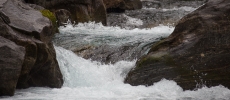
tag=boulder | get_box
[0,0,63,96]
[24,0,107,25]
[55,9,72,26]
[104,0,142,13]
[125,0,230,90]
[0,36,25,96]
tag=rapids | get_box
[2,22,230,100]
[1,1,230,99]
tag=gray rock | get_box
[0,0,63,96]
[0,36,25,96]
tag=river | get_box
[2,4,230,100]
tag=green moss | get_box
[136,53,176,69]
[40,10,59,33]
[136,56,160,68]
[148,39,167,53]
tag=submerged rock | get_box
[0,0,63,96]
[125,0,230,90]
[73,44,152,64]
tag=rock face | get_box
[0,0,63,96]
[24,0,107,25]
[125,0,230,90]
[0,36,25,96]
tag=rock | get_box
[103,0,123,9]
[0,36,25,96]
[24,0,107,25]
[125,0,230,90]
[54,9,72,26]
[104,0,142,13]
[123,0,142,10]
[73,44,150,64]
[0,0,63,96]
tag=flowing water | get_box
[53,22,174,63]
[2,4,230,100]
[2,22,230,100]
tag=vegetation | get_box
[40,9,59,33]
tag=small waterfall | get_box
[55,46,135,87]
[4,45,230,100]
[0,23,230,100]
[53,22,174,63]
[2,1,230,99]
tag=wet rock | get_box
[125,0,230,90]
[0,36,25,96]
[104,0,142,11]
[55,9,72,26]
[24,0,107,25]
[73,44,151,64]
[53,30,162,64]
[0,0,63,96]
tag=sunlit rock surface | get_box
[125,0,230,90]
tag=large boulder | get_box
[0,36,25,96]
[125,0,230,90]
[24,0,107,25]
[0,0,63,96]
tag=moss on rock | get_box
[136,52,175,69]
[40,10,59,33]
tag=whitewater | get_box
[2,5,230,99]
[1,21,229,100]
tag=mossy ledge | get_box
[136,53,175,69]
[40,9,59,33]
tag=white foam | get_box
[142,6,196,12]
[58,22,174,46]
[4,47,230,100]
[2,22,230,100]
[123,14,143,26]
[165,6,196,12]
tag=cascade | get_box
[2,1,230,99]
[3,22,230,100]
